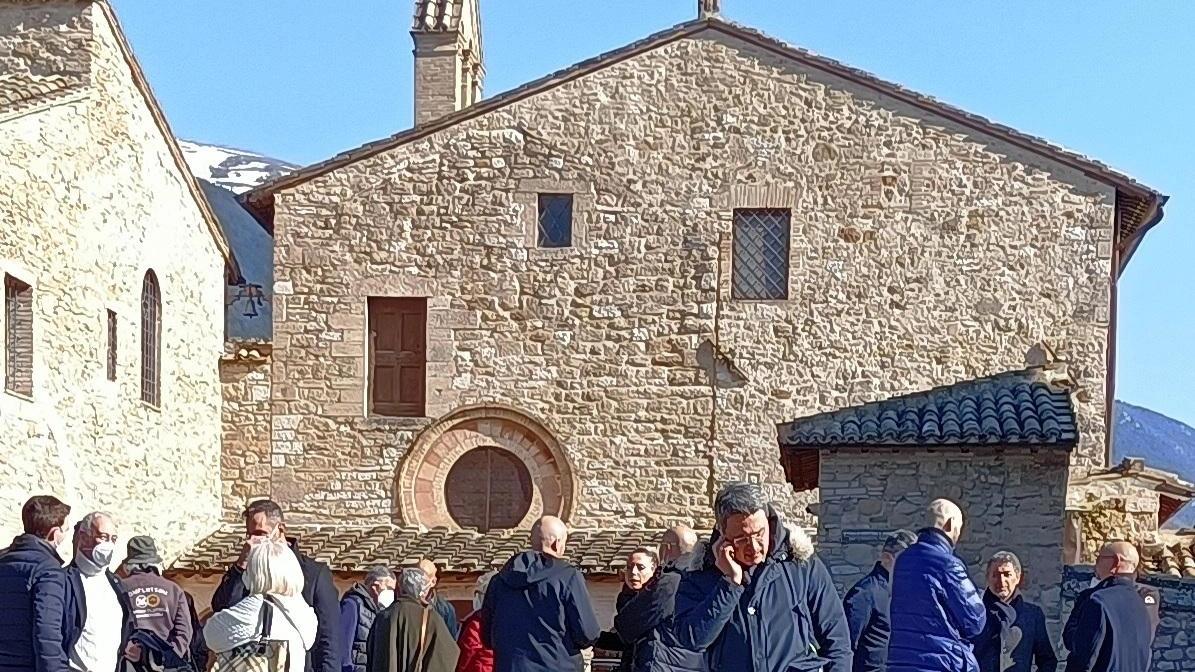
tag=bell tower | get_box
[411,0,485,125]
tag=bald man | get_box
[1062,541,1152,672]
[659,525,698,565]
[480,516,600,672]
[416,559,459,640]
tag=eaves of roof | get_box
[242,16,1166,275]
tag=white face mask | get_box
[377,589,395,608]
[90,541,116,568]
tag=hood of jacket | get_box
[497,550,577,589]
[4,533,64,565]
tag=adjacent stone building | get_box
[0,0,236,556]
[173,0,1169,617]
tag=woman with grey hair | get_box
[455,570,497,672]
[366,568,459,672]
[203,540,317,672]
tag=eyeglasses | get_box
[728,529,767,549]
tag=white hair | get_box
[400,567,432,600]
[927,498,963,531]
[244,540,305,597]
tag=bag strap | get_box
[415,608,430,672]
[257,597,274,640]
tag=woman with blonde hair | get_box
[204,539,318,672]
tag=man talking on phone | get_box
[673,482,852,672]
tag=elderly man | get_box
[366,568,458,672]
[674,482,852,672]
[481,516,600,672]
[972,551,1056,672]
[66,512,134,672]
[659,525,698,565]
[841,529,916,672]
[887,499,986,672]
[211,499,340,672]
[120,536,193,668]
[340,566,395,672]
[1062,541,1152,672]
[417,559,459,640]
[0,495,74,672]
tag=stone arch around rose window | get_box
[395,405,577,531]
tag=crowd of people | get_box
[0,485,1165,672]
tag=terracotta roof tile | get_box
[1140,535,1195,579]
[170,525,664,575]
[0,73,82,115]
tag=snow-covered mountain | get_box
[1113,401,1195,528]
[178,140,297,194]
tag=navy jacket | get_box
[64,564,136,669]
[842,563,892,672]
[597,565,705,672]
[211,539,340,672]
[886,528,986,672]
[0,535,73,672]
[673,514,852,672]
[339,587,379,672]
[1062,577,1152,672]
[480,550,600,672]
[972,590,1057,672]
[431,595,459,641]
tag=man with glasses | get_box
[1061,541,1152,672]
[673,482,852,672]
[66,512,134,672]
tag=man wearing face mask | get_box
[210,499,340,672]
[339,566,396,672]
[0,495,74,672]
[66,511,134,672]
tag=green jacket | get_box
[366,597,459,672]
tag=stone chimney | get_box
[411,0,484,126]
[699,0,721,19]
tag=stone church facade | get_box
[0,1,236,554]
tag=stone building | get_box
[0,1,237,555]
[172,0,1171,623]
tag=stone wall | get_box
[817,449,1069,622]
[1061,566,1195,671]
[219,349,273,517]
[268,29,1116,530]
[0,2,225,559]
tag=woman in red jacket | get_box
[456,570,498,672]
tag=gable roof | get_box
[777,367,1078,450]
[243,16,1166,273]
[0,1,240,283]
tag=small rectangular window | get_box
[106,310,117,381]
[537,194,573,248]
[4,274,33,397]
[368,297,427,417]
[732,208,791,300]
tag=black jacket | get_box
[972,590,1056,672]
[841,563,891,672]
[480,550,600,672]
[211,540,340,672]
[611,562,704,672]
[64,564,136,670]
[0,535,72,672]
[1062,577,1152,672]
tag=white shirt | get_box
[69,572,123,672]
[204,593,317,672]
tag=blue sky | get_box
[112,1,1194,426]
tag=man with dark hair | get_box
[972,551,1056,672]
[119,536,192,670]
[0,495,73,672]
[210,499,339,672]
[842,529,916,672]
[674,482,852,672]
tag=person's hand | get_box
[124,642,142,663]
[715,541,743,585]
[236,535,265,569]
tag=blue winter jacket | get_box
[886,528,986,672]
[842,563,892,672]
[0,535,73,672]
[673,513,853,672]
[480,550,601,672]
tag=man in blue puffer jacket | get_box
[886,498,986,672]
[0,495,75,672]
[673,482,852,672]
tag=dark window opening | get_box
[140,271,161,406]
[369,297,426,417]
[781,450,820,494]
[4,274,33,397]
[445,446,533,532]
[106,310,117,381]
[537,193,573,248]
[732,208,791,300]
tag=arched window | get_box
[445,447,533,532]
[140,270,161,406]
